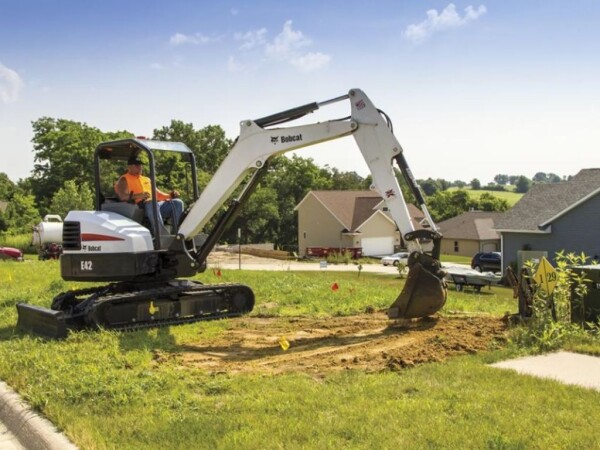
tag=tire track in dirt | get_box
[175,313,508,375]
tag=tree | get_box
[225,186,280,244]
[453,180,467,188]
[493,174,509,185]
[49,180,94,219]
[476,192,509,212]
[515,175,531,193]
[548,173,562,183]
[427,189,475,222]
[0,173,16,200]
[483,182,506,192]
[419,178,441,196]
[470,178,481,190]
[327,167,367,190]
[0,210,7,233]
[436,178,451,191]
[30,117,132,213]
[153,121,232,174]
[3,192,40,234]
[532,172,547,183]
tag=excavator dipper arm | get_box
[178,89,446,319]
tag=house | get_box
[495,169,600,270]
[436,211,503,257]
[294,191,426,257]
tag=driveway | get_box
[207,251,470,274]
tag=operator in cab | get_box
[115,156,184,233]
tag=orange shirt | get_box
[119,173,170,203]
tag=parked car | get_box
[471,252,501,272]
[381,252,409,266]
[0,247,24,261]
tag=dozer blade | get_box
[388,263,447,319]
[16,303,68,339]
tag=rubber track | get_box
[56,282,253,333]
[91,283,252,332]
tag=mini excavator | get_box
[17,89,447,338]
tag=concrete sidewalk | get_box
[0,381,78,450]
[491,351,600,391]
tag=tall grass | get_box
[0,233,35,253]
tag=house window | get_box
[454,241,459,252]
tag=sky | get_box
[1,0,599,185]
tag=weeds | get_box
[510,251,600,352]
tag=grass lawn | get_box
[447,187,523,207]
[1,260,599,449]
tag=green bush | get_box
[326,252,351,265]
[510,251,600,351]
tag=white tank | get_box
[32,215,63,245]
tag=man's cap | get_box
[127,156,143,165]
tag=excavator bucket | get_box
[16,303,69,339]
[388,263,447,319]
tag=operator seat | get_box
[100,198,145,224]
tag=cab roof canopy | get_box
[96,138,194,163]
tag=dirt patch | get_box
[176,313,508,376]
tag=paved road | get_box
[211,260,403,273]
[209,259,471,274]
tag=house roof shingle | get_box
[495,169,600,231]
[297,191,425,231]
[437,211,503,240]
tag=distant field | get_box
[447,187,523,206]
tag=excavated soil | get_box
[169,252,508,375]
[172,313,508,376]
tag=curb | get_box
[0,380,78,450]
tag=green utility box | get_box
[570,265,600,323]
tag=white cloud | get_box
[404,3,486,44]
[234,20,330,72]
[291,52,331,72]
[235,28,267,50]
[0,63,24,103]
[169,32,213,45]
[265,20,311,59]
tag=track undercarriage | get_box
[16,280,255,339]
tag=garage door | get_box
[361,237,394,256]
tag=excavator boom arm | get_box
[179,89,426,254]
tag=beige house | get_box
[436,211,502,257]
[294,191,425,257]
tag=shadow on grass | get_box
[117,325,178,353]
[0,325,18,340]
